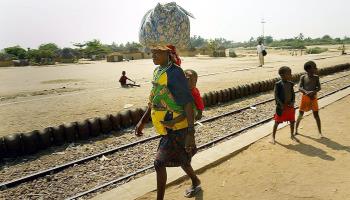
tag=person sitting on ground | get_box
[160,69,204,128]
[295,61,322,137]
[271,66,299,144]
[119,71,140,87]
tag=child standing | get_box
[271,66,299,144]
[185,69,204,120]
[295,61,322,137]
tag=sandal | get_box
[184,185,202,198]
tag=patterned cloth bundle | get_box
[139,2,194,48]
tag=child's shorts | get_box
[299,94,319,112]
[274,105,295,123]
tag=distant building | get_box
[107,52,123,62]
[123,52,148,60]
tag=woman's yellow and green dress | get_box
[150,63,195,167]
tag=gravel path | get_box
[0,70,349,200]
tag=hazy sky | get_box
[1,0,349,49]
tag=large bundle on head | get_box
[139,2,194,48]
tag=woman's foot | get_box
[184,184,202,198]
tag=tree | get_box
[61,48,76,59]
[322,35,332,40]
[4,46,27,59]
[265,36,273,45]
[207,40,219,51]
[125,42,142,53]
[27,49,55,63]
[257,36,264,43]
[39,43,59,52]
[84,39,110,58]
[38,43,60,58]
[0,51,14,61]
[190,35,206,48]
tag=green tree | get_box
[27,49,55,63]
[61,48,76,59]
[84,39,110,58]
[4,45,27,59]
[125,42,142,53]
[265,36,273,45]
[0,51,14,61]
[190,35,207,48]
[39,43,59,51]
[38,43,60,58]
[207,40,219,51]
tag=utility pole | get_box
[261,18,266,40]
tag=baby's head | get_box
[304,61,317,75]
[278,66,292,81]
[184,69,198,89]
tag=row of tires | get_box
[1,63,349,159]
[318,63,349,76]
[0,107,150,158]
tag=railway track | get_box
[1,71,349,200]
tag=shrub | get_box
[228,49,237,57]
[306,47,328,54]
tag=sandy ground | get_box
[138,95,350,200]
[0,47,349,136]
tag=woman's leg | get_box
[181,165,201,186]
[155,162,167,200]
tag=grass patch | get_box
[306,47,328,54]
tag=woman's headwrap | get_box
[166,45,181,66]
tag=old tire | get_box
[100,116,112,134]
[64,122,78,143]
[0,137,6,159]
[111,113,122,131]
[4,133,22,157]
[223,89,230,102]
[217,90,224,104]
[77,120,91,140]
[230,87,237,100]
[235,86,242,99]
[52,125,65,146]
[21,131,40,155]
[211,91,218,106]
[38,128,53,150]
[120,110,132,128]
[130,108,142,126]
[206,92,214,107]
